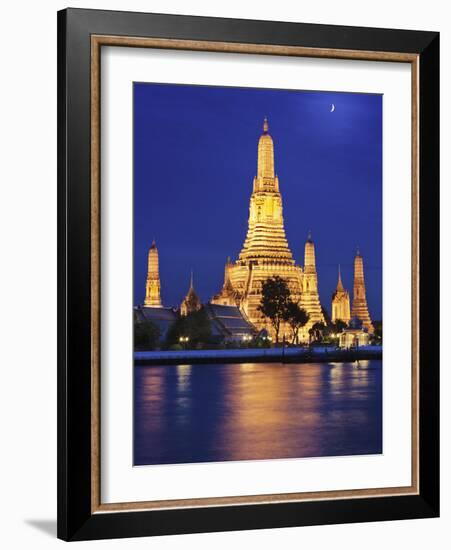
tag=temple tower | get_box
[221,118,304,340]
[144,240,162,307]
[237,117,295,265]
[299,232,325,328]
[331,265,351,324]
[180,272,202,316]
[351,250,374,333]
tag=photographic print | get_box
[133,82,383,467]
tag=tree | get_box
[257,276,292,343]
[134,315,161,351]
[309,321,326,343]
[165,307,212,349]
[283,302,309,344]
[373,320,383,343]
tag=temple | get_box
[351,250,374,333]
[144,240,162,307]
[140,119,376,345]
[331,265,351,324]
[212,118,324,341]
[180,272,202,316]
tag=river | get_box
[134,360,382,465]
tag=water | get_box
[134,360,382,466]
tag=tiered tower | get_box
[180,272,202,316]
[299,232,324,328]
[351,250,374,333]
[331,265,351,324]
[214,118,324,341]
[144,240,162,307]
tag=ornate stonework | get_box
[180,272,202,316]
[213,119,324,341]
[144,240,162,307]
[351,250,374,333]
[331,265,351,324]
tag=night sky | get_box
[134,83,382,320]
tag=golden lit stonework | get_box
[144,240,162,307]
[212,118,324,341]
[351,250,374,333]
[331,265,351,324]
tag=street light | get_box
[179,336,189,349]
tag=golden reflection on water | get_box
[134,361,382,465]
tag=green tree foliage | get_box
[309,321,326,343]
[134,315,161,351]
[283,302,310,344]
[333,319,347,334]
[373,320,383,343]
[165,307,212,349]
[257,276,292,343]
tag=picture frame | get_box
[57,7,439,541]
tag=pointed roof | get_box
[306,229,313,243]
[263,116,269,133]
[150,238,157,250]
[336,264,345,292]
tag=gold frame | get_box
[90,35,419,514]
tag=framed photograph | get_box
[57,8,439,541]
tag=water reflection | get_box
[134,361,382,466]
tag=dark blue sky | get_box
[134,83,382,320]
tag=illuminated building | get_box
[331,265,351,324]
[351,250,374,334]
[212,118,324,341]
[180,272,202,316]
[144,240,162,307]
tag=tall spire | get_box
[351,250,374,333]
[304,231,316,273]
[257,117,275,180]
[238,119,292,264]
[299,231,323,325]
[180,270,201,316]
[336,264,344,291]
[144,239,162,307]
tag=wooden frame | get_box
[58,8,439,541]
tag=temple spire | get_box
[304,231,316,272]
[180,270,201,316]
[351,250,374,333]
[336,264,344,291]
[144,239,162,307]
[331,264,350,323]
[257,117,275,179]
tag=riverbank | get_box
[134,346,382,365]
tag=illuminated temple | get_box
[140,119,375,344]
[211,118,324,341]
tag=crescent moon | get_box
[330,104,335,112]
